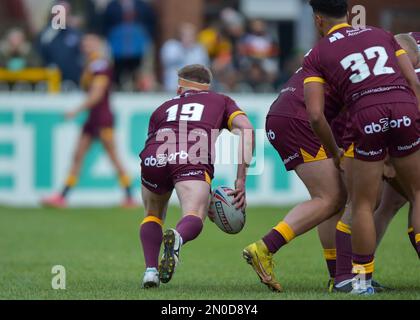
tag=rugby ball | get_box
[210,186,246,234]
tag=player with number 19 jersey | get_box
[140,90,245,194]
[303,24,420,161]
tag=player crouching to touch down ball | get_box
[139,64,255,288]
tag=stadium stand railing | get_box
[0,68,61,93]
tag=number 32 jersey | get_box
[303,23,417,113]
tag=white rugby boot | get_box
[142,267,160,289]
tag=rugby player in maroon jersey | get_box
[42,34,134,208]
[242,67,347,292]
[139,64,254,288]
[304,0,420,294]
[373,34,420,253]
[333,33,420,293]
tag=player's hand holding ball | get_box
[228,178,247,212]
[209,184,246,234]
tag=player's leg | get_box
[391,150,420,259]
[335,179,399,292]
[265,158,345,249]
[159,180,210,284]
[407,206,419,258]
[317,212,342,291]
[42,132,92,207]
[174,180,210,243]
[245,159,346,292]
[346,157,384,293]
[388,102,420,258]
[140,185,172,288]
[374,180,407,245]
[99,128,134,206]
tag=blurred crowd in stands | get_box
[0,0,305,93]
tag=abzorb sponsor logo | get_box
[364,116,412,135]
[143,151,189,167]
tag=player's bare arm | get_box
[65,76,110,119]
[228,114,255,210]
[304,82,343,169]
[397,50,420,108]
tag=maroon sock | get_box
[335,229,353,283]
[262,229,287,254]
[352,253,374,280]
[140,221,163,268]
[326,259,336,279]
[176,215,203,245]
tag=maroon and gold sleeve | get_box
[302,47,326,85]
[223,96,246,130]
[90,59,111,85]
[387,31,407,57]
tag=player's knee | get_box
[322,188,346,217]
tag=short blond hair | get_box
[178,64,213,84]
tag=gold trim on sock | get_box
[415,233,420,244]
[408,227,414,233]
[324,249,337,260]
[65,175,78,187]
[336,221,351,235]
[273,221,295,243]
[141,216,163,227]
[352,260,375,274]
[119,174,131,187]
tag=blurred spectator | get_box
[37,1,83,86]
[0,28,40,70]
[220,8,246,70]
[103,0,156,89]
[198,21,234,91]
[161,23,210,92]
[86,0,112,34]
[199,21,232,66]
[240,19,279,61]
[238,19,279,91]
[276,50,305,87]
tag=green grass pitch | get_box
[1,205,419,300]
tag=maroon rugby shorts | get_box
[266,115,331,171]
[140,144,213,194]
[342,102,420,161]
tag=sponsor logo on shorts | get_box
[143,151,189,167]
[397,137,420,151]
[141,177,158,189]
[283,152,299,165]
[355,147,383,157]
[364,116,412,135]
[179,170,204,178]
[266,130,276,140]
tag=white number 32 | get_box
[340,46,395,83]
